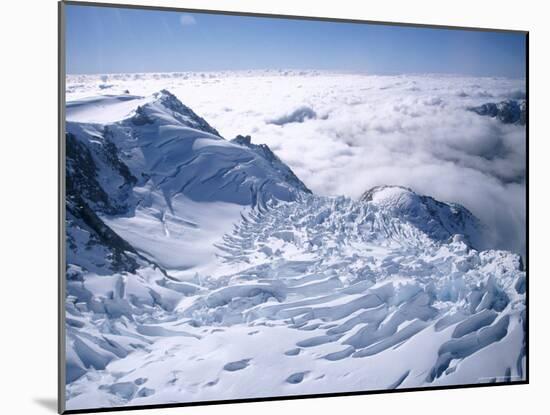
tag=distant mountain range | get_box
[468,99,526,125]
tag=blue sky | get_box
[66,4,526,77]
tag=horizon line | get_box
[65,69,527,80]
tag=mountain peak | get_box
[131,89,221,136]
[468,99,526,125]
[361,185,415,204]
[361,185,484,249]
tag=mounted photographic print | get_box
[59,1,528,413]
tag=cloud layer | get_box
[67,71,527,256]
[180,15,196,27]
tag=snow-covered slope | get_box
[66,90,310,274]
[64,90,526,411]
[67,90,309,208]
[361,186,484,249]
[67,72,527,257]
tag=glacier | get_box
[64,83,526,411]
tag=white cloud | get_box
[180,14,196,27]
[170,72,526,256]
